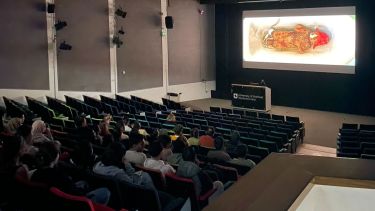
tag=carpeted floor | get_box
[182,98,375,148]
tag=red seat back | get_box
[50,187,95,211]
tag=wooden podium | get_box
[231,83,271,111]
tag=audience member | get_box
[17,124,38,155]
[177,147,224,202]
[16,124,38,169]
[103,114,112,126]
[31,120,61,151]
[130,120,149,137]
[199,127,215,149]
[166,112,176,122]
[167,136,188,165]
[98,121,114,147]
[31,142,110,205]
[123,117,132,133]
[69,140,97,170]
[144,142,176,176]
[3,114,25,135]
[227,144,256,169]
[93,142,154,189]
[207,136,231,162]
[75,115,98,143]
[147,128,159,144]
[170,124,184,141]
[31,120,53,144]
[124,132,147,165]
[226,131,242,158]
[158,134,173,161]
[113,120,129,143]
[187,128,200,146]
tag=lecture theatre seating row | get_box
[4,95,304,159]
[337,123,375,159]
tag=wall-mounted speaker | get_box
[47,3,55,13]
[165,16,173,29]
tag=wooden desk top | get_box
[204,153,375,211]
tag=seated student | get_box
[69,140,97,170]
[31,120,54,144]
[167,136,188,165]
[4,114,25,135]
[112,120,129,144]
[93,142,155,189]
[102,114,112,126]
[123,117,132,133]
[16,124,38,170]
[94,143,185,210]
[17,124,38,156]
[187,128,200,146]
[158,134,173,161]
[199,127,216,149]
[177,147,224,202]
[147,128,159,144]
[98,121,114,147]
[226,131,242,158]
[144,142,176,177]
[207,136,231,162]
[75,115,99,143]
[171,124,184,141]
[124,133,147,165]
[31,142,110,205]
[31,120,61,150]
[130,121,149,137]
[227,144,256,169]
[166,112,176,122]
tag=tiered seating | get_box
[130,95,167,111]
[65,96,103,119]
[3,94,281,210]
[116,95,156,113]
[2,97,35,120]
[26,96,77,129]
[209,107,304,153]
[3,94,304,164]
[46,96,79,120]
[100,95,136,114]
[337,123,375,159]
[162,98,185,110]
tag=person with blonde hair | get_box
[4,114,25,135]
[31,120,54,144]
[166,112,176,122]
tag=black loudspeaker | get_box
[47,3,55,13]
[165,16,173,29]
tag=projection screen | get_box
[243,7,356,74]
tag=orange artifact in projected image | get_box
[262,24,330,53]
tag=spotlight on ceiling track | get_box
[112,36,123,48]
[55,20,67,31]
[118,27,125,35]
[47,3,55,13]
[115,8,127,18]
[59,41,72,50]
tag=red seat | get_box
[134,165,166,190]
[50,187,119,211]
[165,173,216,211]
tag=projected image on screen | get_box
[243,7,356,74]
